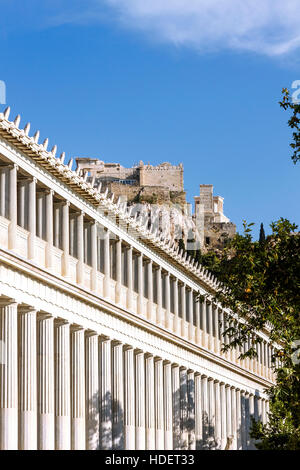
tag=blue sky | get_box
[0,0,299,239]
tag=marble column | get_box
[76,211,84,285]
[241,391,246,450]
[53,203,60,248]
[126,246,133,310]
[172,364,180,450]
[54,320,71,450]
[220,382,227,450]
[103,229,110,298]
[85,332,100,450]
[71,326,85,450]
[124,346,135,449]
[249,394,255,450]
[188,289,194,342]
[215,381,222,449]
[18,306,37,450]
[8,164,17,250]
[91,221,97,292]
[0,168,5,217]
[112,341,124,450]
[208,378,215,447]
[36,192,43,239]
[226,385,232,444]
[145,354,155,449]
[245,392,251,449]
[195,295,201,344]
[156,267,163,326]
[115,238,122,304]
[214,307,220,354]
[236,389,242,450]
[165,273,171,330]
[28,177,36,260]
[17,181,25,228]
[187,370,196,450]
[231,386,237,449]
[99,337,112,449]
[62,201,69,277]
[180,283,186,338]
[37,314,54,450]
[201,375,209,448]
[173,278,180,335]
[201,297,208,348]
[135,350,145,449]
[207,301,213,350]
[155,357,164,449]
[195,373,202,449]
[164,361,173,449]
[137,254,144,317]
[147,260,154,321]
[0,300,18,450]
[45,189,53,269]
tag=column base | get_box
[0,408,18,450]
[19,411,37,450]
[55,416,71,450]
[38,413,55,450]
[72,417,86,450]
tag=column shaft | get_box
[155,358,164,449]
[99,337,112,449]
[156,268,162,325]
[164,361,173,449]
[115,239,122,304]
[145,354,155,449]
[172,365,180,450]
[137,254,144,316]
[76,211,84,285]
[187,370,195,450]
[173,279,179,335]
[61,201,69,277]
[126,247,133,310]
[188,289,194,341]
[165,273,171,330]
[85,333,100,450]
[54,321,71,450]
[147,261,154,321]
[45,190,53,269]
[18,307,37,450]
[8,164,17,250]
[71,327,85,450]
[195,374,202,449]
[112,342,124,450]
[37,315,55,450]
[135,350,145,449]
[215,381,222,449]
[103,229,110,298]
[28,177,36,260]
[124,346,135,449]
[0,301,18,449]
[91,221,97,292]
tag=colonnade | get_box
[0,164,273,380]
[0,297,268,450]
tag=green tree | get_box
[280,88,300,164]
[213,219,300,449]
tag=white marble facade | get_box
[0,108,272,450]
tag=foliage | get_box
[279,88,300,164]
[213,218,300,449]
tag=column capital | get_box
[134,348,144,356]
[54,318,69,327]
[18,304,37,314]
[163,359,171,366]
[37,311,53,320]
[70,324,85,333]
[0,297,17,307]
[123,344,134,352]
